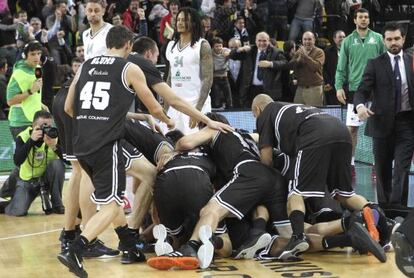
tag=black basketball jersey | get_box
[124,119,173,165]
[257,102,349,155]
[162,146,216,178]
[73,56,135,156]
[210,131,260,180]
[52,78,72,155]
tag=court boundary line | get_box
[0,228,61,241]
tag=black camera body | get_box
[41,123,58,138]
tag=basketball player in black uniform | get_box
[252,94,385,260]
[148,113,288,270]
[57,26,174,278]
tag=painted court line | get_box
[0,228,61,241]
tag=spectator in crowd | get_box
[281,40,297,102]
[241,0,259,44]
[15,10,31,49]
[267,0,288,41]
[74,44,84,62]
[159,0,180,44]
[4,110,65,216]
[229,31,287,108]
[355,22,414,207]
[323,30,345,105]
[28,17,48,45]
[0,11,18,67]
[227,37,242,107]
[0,57,7,119]
[289,31,325,106]
[111,13,123,27]
[201,15,215,44]
[148,0,169,43]
[6,40,44,139]
[288,0,322,43]
[122,0,148,36]
[335,8,385,175]
[201,0,216,18]
[232,15,250,46]
[211,37,232,109]
[213,0,237,43]
[253,0,268,34]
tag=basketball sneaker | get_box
[348,221,386,263]
[153,224,173,256]
[57,246,88,278]
[234,231,272,259]
[197,225,214,269]
[83,239,120,259]
[147,242,199,270]
[119,246,146,264]
[392,231,414,277]
[362,206,380,241]
[278,233,309,261]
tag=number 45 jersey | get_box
[73,56,135,156]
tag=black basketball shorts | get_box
[121,139,143,171]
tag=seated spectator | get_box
[211,37,232,109]
[0,57,7,119]
[4,110,65,216]
[111,13,123,27]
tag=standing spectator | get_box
[159,0,180,44]
[229,31,287,107]
[15,10,30,49]
[281,40,297,102]
[241,0,259,44]
[355,22,414,207]
[290,31,324,106]
[232,16,249,46]
[227,38,242,107]
[0,57,7,119]
[211,37,232,109]
[28,17,48,45]
[148,0,169,43]
[267,0,288,41]
[4,110,65,216]
[335,8,385,175]
[323,30,345,105]
[213,0,237,43]
[0,11,17,67]
[201,0,215,18]
[288,0,322,43]
[111,13,123,26]
[122,0,148,36]
[201,15,215,44]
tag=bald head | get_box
[252,94,273,118]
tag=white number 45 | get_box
[80,81,110,110]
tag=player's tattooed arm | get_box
[196,40,213,111]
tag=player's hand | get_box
[336,89,346,105]
[144,114,162,133]
[207,119,234,133]
[156,152,176,171]
[189,117,199,129]
[44,134,58,148]
[31,78,43,92]
[356,105,374,121]
[323,84,332,91]
[137,8,145,19]
[31,126,44,141]
[166,118,175,130]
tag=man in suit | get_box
[323,30,345,105]
[355,22,414,207]
[228,31,287,108]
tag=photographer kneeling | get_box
[5,110,65,216]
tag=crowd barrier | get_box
[1,106,412,172]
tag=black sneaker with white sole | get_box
[83,239,120,259]
[234,231,272,259]
[57,247,88,278]
[120,247,146,264]
[278,233,309,261]
[348,221,386,263]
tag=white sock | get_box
[351,156,355,166]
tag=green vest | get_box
[18,127,58,181]
[8,68,42,124]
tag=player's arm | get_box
[249,132,259,143]
[152,82,233,133]
[64,66,82,117]
[175,127,217,151]
[196,40,213,111]
[260,145,273,167]
[127,64,174,128]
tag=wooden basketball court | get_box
[0,197,406,278]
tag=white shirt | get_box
[83,22,113,60]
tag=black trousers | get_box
[373,111,414,206]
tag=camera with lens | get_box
[41,123,58,138]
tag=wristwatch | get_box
[27,89,33,95]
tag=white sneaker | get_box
[153,224,173,256]
[197,225,214,269]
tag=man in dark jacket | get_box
[228,31,287,108]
